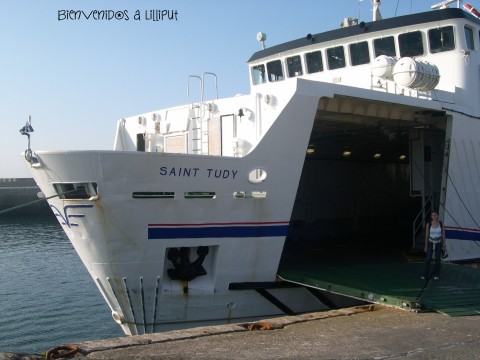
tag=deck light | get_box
[373,153,382,159]
[399,154,407,160]
[342,149,352,157]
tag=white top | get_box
[430,224,442,239]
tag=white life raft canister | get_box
[371,55,397,80]
[392,57,440,91]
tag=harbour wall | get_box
[0,178,51,216]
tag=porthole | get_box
[248,168,267,184]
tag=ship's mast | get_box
[372,0,382,21]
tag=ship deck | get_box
[278,247,480,316]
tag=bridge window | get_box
[286,55,303,77]
[429,26,455,53]
[305,51,323,73]
[326,46,345,70]
[251,64,266,85]
[349,41,370,66]
[399,31,424,57]
[373,36,396,57]
[465,26,475,50]
[267,60,284,82]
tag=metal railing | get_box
[412,195,433,249]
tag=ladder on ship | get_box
[187,72,218,155]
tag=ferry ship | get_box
[21,0,480,335]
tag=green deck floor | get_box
[278,257,480,316]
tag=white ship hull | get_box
[26,85,327,335]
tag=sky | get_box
[1,0,436,177]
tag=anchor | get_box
[167,246,209,281]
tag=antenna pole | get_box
[372,0,382,21]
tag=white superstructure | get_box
[22,2,480,335]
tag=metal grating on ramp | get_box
[278,260,480,316]
[419,263,480,316]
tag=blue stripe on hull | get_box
[446,229,480,241]
[148,225,289,239]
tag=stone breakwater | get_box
[0,178,50,216]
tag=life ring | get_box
[464,3,480,19]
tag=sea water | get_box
[0,216,123,354]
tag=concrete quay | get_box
[4,305,480,359]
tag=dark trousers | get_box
[423,240,442,278]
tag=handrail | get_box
[187,72,218,104]
[202,72,218,102]
[187,75,202,104]
[412,195,433,249]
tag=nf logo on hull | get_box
[50,204,94,228]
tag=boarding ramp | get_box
[278,256,480,316]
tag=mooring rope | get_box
[0,189,78,216]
